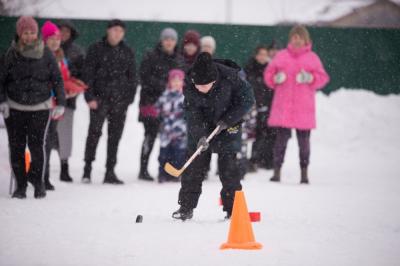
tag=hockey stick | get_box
[164,125,221,177]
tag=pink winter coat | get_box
[264,43,329,130]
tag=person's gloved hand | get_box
[216,121,228,135]
[0,102,10,119]
[197,137,209,152]
[296,69,314,84]
[52,106,65,120]
[273,71,287,85]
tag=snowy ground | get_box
[0,89,400,266]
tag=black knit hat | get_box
[191,52,218,85]
[107,19,126,30]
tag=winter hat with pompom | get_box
[16,16,38,37]
[41,20,60,42]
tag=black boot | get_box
[104,170,124,185]
[82,163,92,184]
[172,206,193,221]
[45,179,55,191]
[300,167,309,184]
[12,187,27,199]
[60,160,73,182]
[138,170,154,181]
[270,167,281,182]
[34,183,46,199]
[44,171,55,191]
[247,160,258,173]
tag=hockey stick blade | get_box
[164,162,183,177]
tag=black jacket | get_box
[139,43,184,110]
[0,44,65,106]
[59,20,85,109]
[184,59,255,153]
[83,38,137,105]
[244,58,273,110]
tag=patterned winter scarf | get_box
[13,38,44,59]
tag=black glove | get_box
[197,137,209,152]
[216,121,228,135]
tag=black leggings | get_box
[5,109,51,189]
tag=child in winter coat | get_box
[264,25,330,184]
[42,20,87,190]
[155,69,187,183]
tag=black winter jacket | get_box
[59,20,85,109]
[244,58,273,110]
[83,38,137,105]
[184,59,255,153]
[138,43,184,112]
[0,43,65,106]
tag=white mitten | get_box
[0,102,10,119]
[296,70,314,84]
[52,106,65,120]
[274,72,287,85]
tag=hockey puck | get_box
[136,215,143,223]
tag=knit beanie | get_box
[200,36,216,52]
[16,16,38,37]
[41,20,60,42]
[190,52,218,85]
[183,30,200,47]
[160,28,178,41]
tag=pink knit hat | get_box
[168,69,185,82]
[168,69,185,89]
[41,20,60,42]
[16,16,38,37]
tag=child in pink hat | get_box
[155,69,187,183]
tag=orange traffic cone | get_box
[220,191,262,250]
[25,148,31,173]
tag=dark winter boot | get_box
[103,170,124,185]
[247,160,258,173]
[138,170,154,181]
[12,187,27,199]
[172,206,193,221]
[270,167,281,182]
[34,183,47,199]
[60,160,73,182]
[82,163,92,184]
[300,167,309,184]
[44,171,55,191]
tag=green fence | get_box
[1,16,399,95]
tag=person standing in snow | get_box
[172,52,255,221]
[82,19,137,185]
[244,42,279,172]
[0,16,66,199]
[155,69,187,183]
[138,28,184,181]
[55,19,86,182]
[41,21,87,190]
[200,36,216,56]
[264,25,330,184]
[181,30,201,70]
